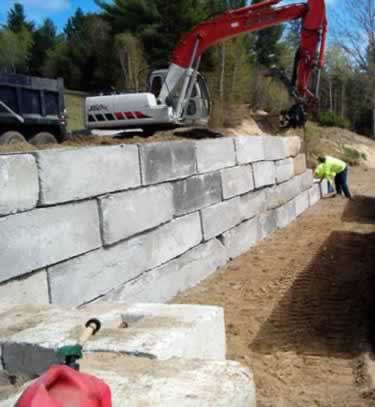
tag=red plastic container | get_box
[16,365,112,407]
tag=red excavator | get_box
[85,0,327,135]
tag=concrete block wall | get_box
[0,135,322,305]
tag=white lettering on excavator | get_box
[89,104,108,112]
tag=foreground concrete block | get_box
[319,179,329,197]
[0,357,256,407]
[201,197,242,240]
[173,172,222,216]
[99,184,174,245]
[140,141,196,185]
[98,239,228,304]
[264,136,288,160]
[295,191,309,216]
[1,304,226,376]
[253,161,276,188]
[266,177,300,210]
[0,201,101,283]
[275,199,297,228]
[235,136,265,164]
[48,213,202,305]
[309,184,321,206]
[275,158,294,184]
[0,155,39,216]
[239,189,267,220]
[0,271,49,304]
[257,210,277,240]
[298,169,314,191]
[287,136,301,157]
[195,138,236,173]
[293,153,307,175]
[36,145,140,204]
[222,218,258,259]
[221,165,254,199]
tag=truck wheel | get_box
[0,131,27,145]
[29,132,58,145]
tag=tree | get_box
[7,3,34,33]
[0,27,33,73]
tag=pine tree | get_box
[7,3,34,33]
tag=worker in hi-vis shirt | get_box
[315,156,352,199]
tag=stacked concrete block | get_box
[275,158,294,184]
[99,184,174,245]
[35,145,141,204]
[295,191,310,216]
[221,165,254,199]
[140,141,196,184]
[266,177,300,210]
[173,172,222,216]
[222,217,258,259]
[275,199,297,228]
[0,155,39,216]
[239,189,267,220]
[253,161,276,188]
[0,201,101,283]
[235,136,265,163]
[308,184,321,206]
[298,169,314,191]
[195,138,236,173]
[287,136,301,157]
[257,210,278,240]
[293,153,307,175]
[263,136,288,160]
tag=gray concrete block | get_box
[140,141,196,185]
[100,184,174,245]
[0,201,101,283]
[36,145,141,204]
[0,155,38,216]
[309,184,321,206]
[264,136,288,160]
[287,136,301,157]
[48,213,202,305]
[295,191,309,216]
[195,138,236,173]
[253,161,276,188]
[298,169,314,191]
[98,239,228,304]
[257,210,278,240]
[173,172,222,216]
[235,136,265,164]
[275,158,294,184]
[275,199,297,228]
[222,217,258,259]
[201,197,243,240]
[239,189,267,220]
[319,179,329,197]
[0,271,49,304]
[221,165,254,199]
[266,177,300,209]
[293,153,307,175]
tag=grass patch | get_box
[64,92,86,131]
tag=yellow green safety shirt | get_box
[315,156,347,183]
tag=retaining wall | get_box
[0,135,324,305]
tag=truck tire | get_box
[29,132,58,145]
[0,131,27,145]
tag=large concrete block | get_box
[98,239,228,304]
[36,145,140,204]
[257,210,277,240]
[239,189,267,220]
[293,153,307,175]
[275,158,294,184]
[99,184,174,245]
[308,184,321,206]
[173,172,222,216]
[298,169,314,191]
[253,161,276,188]
[264,136,288,160]
[275,199,297,228]
[140,141,196,185]
[48,213,202,305]
[235,136,265,164]
[266,177,300,209]
[1,357,256,407]
[1,304,226,376]
[319,179,330,197]
[201,197,243,240]
[0,201,101,283]
[287,136,302,157]
[0,155,39,216]
[222,217,258,259]
[221,165,254,199]
[195,138,236,173]
[295,190,309,216]
[0,271,49,304]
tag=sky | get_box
[0,0,339,33]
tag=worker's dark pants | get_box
[335,167,352,198]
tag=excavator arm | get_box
[158,0,327,128]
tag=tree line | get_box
[0,0,373,137]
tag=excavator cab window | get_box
[150,76,163,97]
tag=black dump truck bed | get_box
[0,73,66,144]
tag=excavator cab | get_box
[148,69,210,126]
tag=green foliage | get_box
[317,111,350,129]
[0,27,33,73]
[7,3,34,33]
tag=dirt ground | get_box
[174,166,375,406]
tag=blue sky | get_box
[0,0,338,32]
